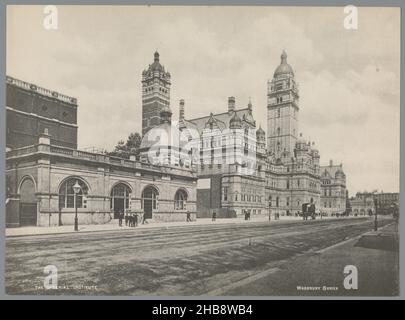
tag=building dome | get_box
[335,169,345,178]
[256,125,265,136]
[148,51,165,72]
[295,133,307,150]
[229,111,242,129]
[274,50,294,78]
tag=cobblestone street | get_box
[6,217,396,296]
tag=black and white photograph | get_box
[3,4,401,298]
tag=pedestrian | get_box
[134,212,138,227]
[212,211,216,222]
[125,211,129,226]
[129,212,134,227]
[118,210,123,227]
[186,210,192,222]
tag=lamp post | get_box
[374,198,378,232]
[73,180,81,232]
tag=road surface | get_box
[5,217,396,296]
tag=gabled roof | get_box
[186,107,255,134]
[320,164,345,179]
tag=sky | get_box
[6,5,400,195]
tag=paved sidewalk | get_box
[226,221,399,296]
[5,215,370,237]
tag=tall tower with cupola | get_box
[142,51,171,136]
[267,50,299,160]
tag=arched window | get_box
[19,177,36,203]
[174,189,188,210]
[110,183,131,217]
[59,178,88,209]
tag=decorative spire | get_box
[154,51,159,62]
[281,50,287,63]
[248,97,252,112]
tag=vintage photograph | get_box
[4,5,400,296]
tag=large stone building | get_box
[5,76,197,227]
[320,160,347,216]
[6,50,348,227]
[139,51,346,218]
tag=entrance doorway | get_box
[110,183,131,219]
[142,186,158,219]
[19,178,37,226]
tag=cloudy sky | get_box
[6,5,400,195]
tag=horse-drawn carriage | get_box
[302,203,316,220]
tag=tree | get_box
[109,132,142,159]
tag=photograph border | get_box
[0,0,403,300]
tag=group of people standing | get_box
[117,210,142,227]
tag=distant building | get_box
[320,161,347,216]
[373,192,399,214]
[350,192,375,216]
[349,191,399,217]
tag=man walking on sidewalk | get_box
[118,210,123,227]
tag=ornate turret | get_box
[273,50,295,78]
[256,125,266,155]
[229,111,242,129]
[142,51,171,136]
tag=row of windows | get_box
[58,178,188,211]
[222,188,263,203]
[324,202,341,208]
[144,86,168,94]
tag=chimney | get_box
[228,96,235,113]
[179,99,185,121]
[329,159,333,167]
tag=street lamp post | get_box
[73,180,81,232]
[374,198,378,232]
